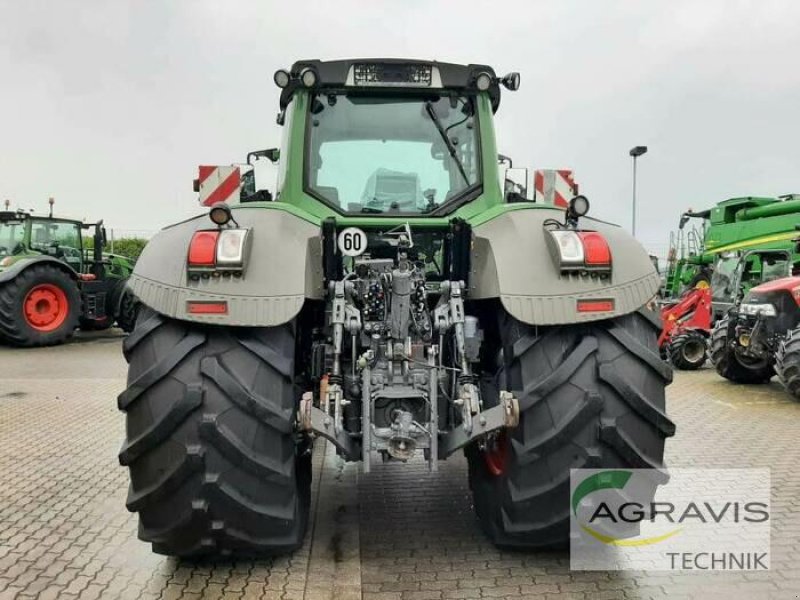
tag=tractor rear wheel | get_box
[668,330,708,370]
[467,308,675,549]
[0,265,80,347]
[118,307,311,557]
[710,315,774,383]
[776,328,800,402]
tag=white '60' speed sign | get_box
[337,227,367,257]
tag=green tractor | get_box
[0,210,138,346]
[118,59,674,557]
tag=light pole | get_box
[629,145,647,238]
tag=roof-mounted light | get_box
[475,71,493,91]
[273,69,290,89]
[501,72,521,91]
[300,67,318,88]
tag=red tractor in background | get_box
[659,285,712,370]
[711,274,800,399]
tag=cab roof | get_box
[279,58,504,111]
[0,211,85,226]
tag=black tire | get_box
[467,308,675,549]
[776,328,800,402]
[710,315,773,383]
[118,307,311,557]
[116,288,139,333]
[0,264,80,347]
[668,330,707,370]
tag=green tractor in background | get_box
[0,209,138,346]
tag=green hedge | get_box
[83,237,148,261]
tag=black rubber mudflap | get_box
[467,308,675,549]
[118,307,310,557]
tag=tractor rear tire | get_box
[118,307,311,557]
[776,328,800,402]
[0,265,80,347]
[467,308,675,549]
[668,330,708,370]
[710,315,774,383]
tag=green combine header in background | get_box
[664,194,800,298]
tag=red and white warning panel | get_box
[534,169,578,208]
[197,166,241,206]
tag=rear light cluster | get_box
[187,228,251,277]
[546,230,612,274]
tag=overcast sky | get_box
[1,0,798,256]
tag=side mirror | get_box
[240,169,257,200]
[101,227,108,247]
[504,167,529,202]
[247,148,280,165]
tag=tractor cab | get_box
[710,249,792,319]
[0,211,110,277]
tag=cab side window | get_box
[30,221,83,270]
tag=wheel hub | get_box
[682,340,706,364]
[23,284,69,331]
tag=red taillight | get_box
[188,231,219,266]
[577,299,615,313]
[187,301,228,314]
[578,232,612,266]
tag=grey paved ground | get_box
[1,332,800,599]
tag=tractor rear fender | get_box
[0,256,80,285]
[469,208,660,324]
[127,208,323,326]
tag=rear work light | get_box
[187,229,251,273]
[546,229,612,273]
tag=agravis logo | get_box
[571,470,682,546]
[570,468,771,571]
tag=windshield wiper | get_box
[425,101,470,187]
[360,205,383,214]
